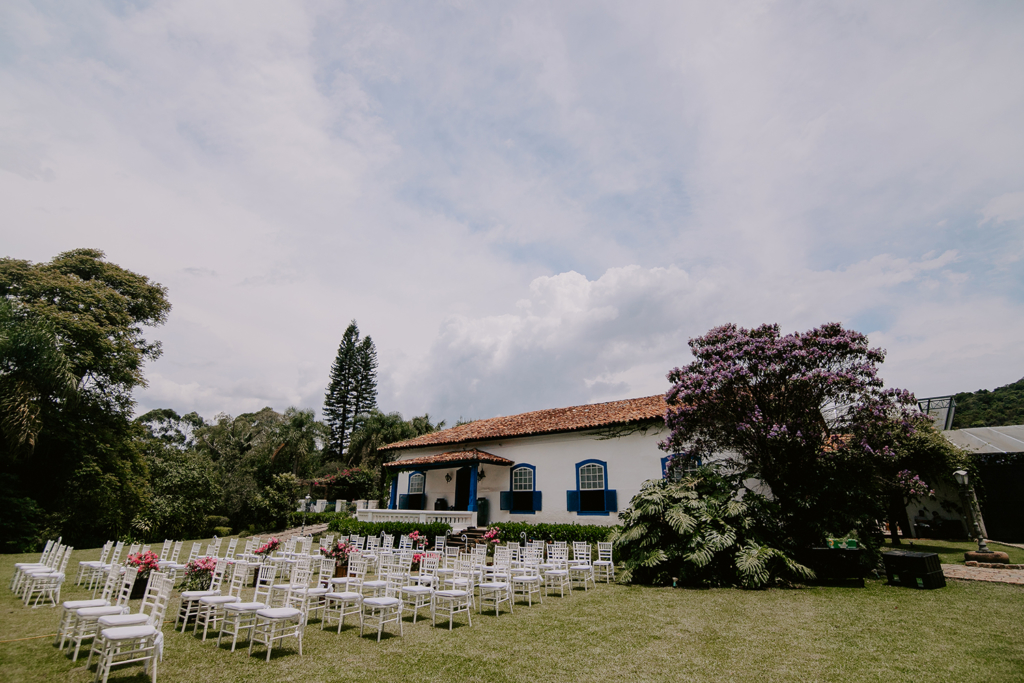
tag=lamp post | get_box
[301,494,311,537]
[953,469,991,554]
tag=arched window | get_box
[567,460,617,515]
[500,464,542,514]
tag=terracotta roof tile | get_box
[387,395,667,451]
[383,449,514,469]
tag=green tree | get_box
[347,411,444,497]
[135,409,220,540]
[193,406,325,531]
[952,377,1024,429]
[0,249,170,548]
[323,321,377,459]
[0,299,77,455]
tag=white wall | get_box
[392,426,671,526]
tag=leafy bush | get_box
[490,522,616,545]
[249,473,300,531]
[326,518,451,542]
[612,466,813,589]
[206,515,230,532]
[286,510,351,528]
[212,526,232,537]
[0,475,43,553]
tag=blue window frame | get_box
[662,453,702,480]
[500,464,542,514]
[399,470,426,509]
[566,459,617,516]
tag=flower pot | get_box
[130,575,149,600]
[334,561,348,578]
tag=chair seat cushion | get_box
[434,589,468,599]
[79,561,104,568]
[545,570,568,576]
[295,587,329,596]
[363,597,401,607]
[256,607,301,620]
[63,598,108,610]
[513,575,541,583]
[224,601,266,612]
[593,560,612,565]
[571,564,593,570]
[327,577,349,585]
[479,582,509,590]
[325,591,362,601]
[199,595,240,605]
[182,589,220,599]
[401,586,431,595]
[362,580,387,588]
[100,624,157,641]
[77,605,127,617]
[98,613,149,627]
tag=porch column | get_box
[468,462,479,512]
[389,477,398,510]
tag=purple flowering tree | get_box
[662,322,927,550]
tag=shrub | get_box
[205,515,230,533]
[612,466,813,588]
[212,526,232,537]
[490,522,616,545]
[326,518,451,543]
[285,510,351,528]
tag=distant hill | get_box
[951,377,1024,429]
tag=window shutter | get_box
[398,494,409,510]
[604,489,618,512]
[533,490,543,512]
[500,491,512,511]
[566,490,580,512]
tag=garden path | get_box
[941,564,1024,586]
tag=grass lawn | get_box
[1,542,1022,683]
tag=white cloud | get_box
[981,191,1024,225]
[1,1,1022,424]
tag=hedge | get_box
[285,511,353,528]
[491,522,617,545]
[326,518,452,543]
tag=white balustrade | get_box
[355,508,477,532]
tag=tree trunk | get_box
[887,495,913,545]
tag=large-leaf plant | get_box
[611,465,813,588]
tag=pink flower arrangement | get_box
[125,550,161,577]
[183,556,218,591]
[323,540,357,560]
[412,553,424,564]
[481,527,500,543]
[254,537,280,556]
[409,530,429,548]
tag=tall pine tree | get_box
[323,321,377,459]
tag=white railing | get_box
[355,509,477,531]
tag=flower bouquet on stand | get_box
[412,552,425,573]
[125,550,162,599]
[409,530,429,550]
[183,556,218,592]
[253,537,280,559]
[323,540,357,577]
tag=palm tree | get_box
[346,411,444,495]
[0,300,77,457]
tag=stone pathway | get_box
[941,563,1024,585]
[273,522,330,542]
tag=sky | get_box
[2,1,1023,426]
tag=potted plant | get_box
[323,540,357,577]
[183,556,218,592]
[124,550,161,600]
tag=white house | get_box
[355,395,678,530]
